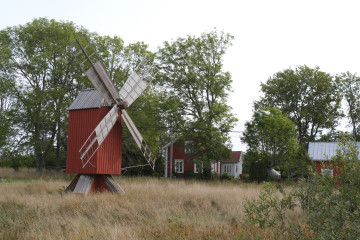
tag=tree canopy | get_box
[255,65,342,145]
[0,18,86,173]
[241,107,310,178]
[157,30,237,177]
[337,72,360,140]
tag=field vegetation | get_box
[0,168,307,240]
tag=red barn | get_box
[66,89,123,175]
[308,142,360,177]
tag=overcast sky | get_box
[1,0,359,150]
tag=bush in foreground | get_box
[244,135,360,240]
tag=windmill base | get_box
[65,174,125,195]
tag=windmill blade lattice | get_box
[79,105,118,168]
[121,110,155,170]
[86,61,120,106]
[119,71,148,107]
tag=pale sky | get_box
[1,0,360,150]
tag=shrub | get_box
[184,170,196,179]
[220,173,233,181]
[244,134,360,240]
[295,135,360,239]
[249,159,268,182]
[243,182,300,239]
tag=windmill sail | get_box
[121,110,155,169]
[119,71,148,107]
[86,61,119,106]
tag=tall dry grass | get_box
[0,168,305,240]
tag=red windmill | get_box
[65,36,156,195]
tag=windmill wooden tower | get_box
[65,36,155,195]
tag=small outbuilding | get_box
[219,151,243,178]
[308,142,360,177]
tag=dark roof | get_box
[68,89,104,110]
[221,151,242,163]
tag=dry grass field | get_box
[0,168,305,240]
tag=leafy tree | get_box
[242,107,310,178]
[0,31,17,157]
[0,18,86,173]
[157,30,237,177]
[256,65,342,145]
[337,72,360,140]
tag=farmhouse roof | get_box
[68,89,104,110]
[221,151,242,163]
[308,142,360,161]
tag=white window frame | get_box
[224,164,232,174]
[175,159,184,173]
[321,168,333,176]
[184,141,193,153]
[194,162,203,173]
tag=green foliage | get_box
[184,170,196,179]
[244,135,360,240]
[242,107,310,178]
[0,18,86,173]
[220,172,233,181]
[256,65,342,145]
[157,29,237,178]
[0,154,35,170]
[337,72,360,140]
[248,157,268,182]
[295,135,360,239]
[244,182,300,239]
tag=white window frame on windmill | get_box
[184,141,194,153]
[175,159,184,173]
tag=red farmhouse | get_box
[163,140,243,178]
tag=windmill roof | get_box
[308,142,360,161]
[68,89,104,110]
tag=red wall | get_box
[66,107,123,175]
[166,141,194,178]
[316,161,342,177]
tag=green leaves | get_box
[242,107,307,177]
[0,18,85,172]
[337,72,360,140]
[256,65,342,145]
[244,182,298,239]
[157,30,236,177]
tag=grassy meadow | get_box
[0,168,306,240]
